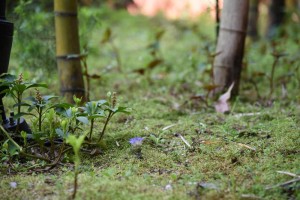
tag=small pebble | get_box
[165,184,172,191]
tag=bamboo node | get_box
[54,11,77,17]
[56,54,83,60]
[214,64,231,69]
[220,26,246,34]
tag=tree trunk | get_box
[54,0,86,103]
[213,0,249,95]
[266,0,285,39]
[247,0,259,40]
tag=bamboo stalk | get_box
[213,0,249,95]
[54,0,86,103]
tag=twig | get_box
[162,124,177,131]
[276,171,300,178]
[175,133,191,148]
[233,112,262,118]
[266,178,300,190]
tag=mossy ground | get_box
[1,7,300,200]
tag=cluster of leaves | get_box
[0,74,130,171]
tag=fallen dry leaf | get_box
[214,83,234,113]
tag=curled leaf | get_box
[214,83,234,113]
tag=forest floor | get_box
[1,7,300,200]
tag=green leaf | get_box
[0,73,16,82]
[66,134,86,156]
[13,112,37,120]
[76,116,89,124]
[12,84,27,93]
[89,113,105,119]
[43,95,59,101]
[25,83,48,90]
[7,140,20,156]
[114,106,131,114]
[13,102,31,108]
[25,96,37,102]
[55,128,64,138]
[97,100,108,106]
[65,108,73,118]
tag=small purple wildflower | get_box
[129,137,144,146]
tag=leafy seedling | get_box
[66,133,86,199]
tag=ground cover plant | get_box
[1,2,300,200]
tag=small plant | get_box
[98,92,131,142]
[66,134,86,199]
[25,89,58,132]
[268,51,286,99]
[0,74,131,170]
[148,132,166,147]
[0,73,47,127]
[78,100,106,141]
[1,139,19,163]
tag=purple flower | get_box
[129,137,144,146]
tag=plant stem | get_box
[38,107,43,132]
[98,111,113,142]
[16,92,22,131]
[111,41,122,72]
[82,58,90,101]
[20,152,51,162]
[89,118,94,140]
[269,56,279,99]
[72,169,78,199]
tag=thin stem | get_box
[44,143,69,170]
[82,58,90,101]
[269,56,279,99]
[111,41,122,72]
[89,118,94,140]
[38,107,43,132]
[98,111,113,142]
[20,152,51,162]
[250,79,261,99]
[16,92,22,130]
[72,169,78,199]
